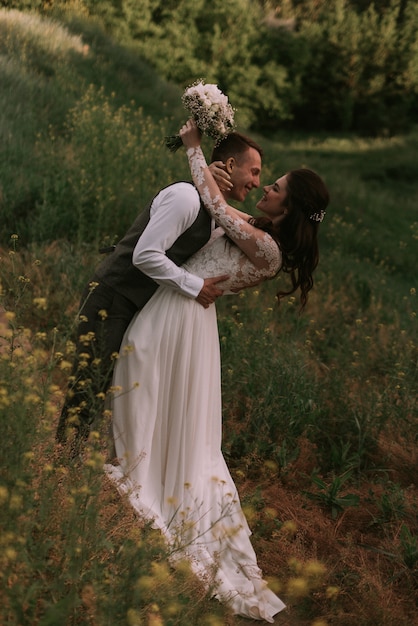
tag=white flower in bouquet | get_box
[165,80,235,152]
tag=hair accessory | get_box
[309,210,326,223]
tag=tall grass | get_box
[0,241,231,626]
[31,86,178,244]
[0,7,417,626]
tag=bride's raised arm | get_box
[179,121,280,276]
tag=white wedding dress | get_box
[105,147,286,621]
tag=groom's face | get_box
[226,147,262,203]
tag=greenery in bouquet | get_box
[165,80,235,152]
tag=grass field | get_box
[0,8,417,625]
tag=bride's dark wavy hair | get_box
[250,168,330,311]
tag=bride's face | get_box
[256,175,289,221]
[226,147,262,203]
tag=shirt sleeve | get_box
[132,182,204,298]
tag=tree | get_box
[293,0,418,133]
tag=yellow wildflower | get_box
[126,608,142,626]
[281,520,298,537]
[326,585,340,599]
[304,559,326,578]
[9,494,23,510]
[25,393,40,404]
[136,575,154,593]
[265,575,281,594]
[151,561,170,583]
[202,617,224,626]
[5,548,17,561]
[33,297,47,310]
[0,485,9,504]
[148,604,163,626]
[287,576,309,598]
[66,340,76,354]
[264,460,277,472]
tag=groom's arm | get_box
[133,182,227,307]
[132,182,204,298]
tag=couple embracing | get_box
[57,119,329,622]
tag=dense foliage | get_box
[3,0,417,134]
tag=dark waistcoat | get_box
[94,182,212,309]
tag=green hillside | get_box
[0,7,417,626]
[0,8,188,244]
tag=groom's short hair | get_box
[210,132,263,164]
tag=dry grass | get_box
[1,239,417,625]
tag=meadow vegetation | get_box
[0,6,417,626]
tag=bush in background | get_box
[34,0,418,135]
[4,0,418,134]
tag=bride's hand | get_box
[208,161,233,192]
[179,119,201,148]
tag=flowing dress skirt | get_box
[105,285,285,621]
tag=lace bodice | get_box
[183,229,269,293]
[186,146,282,289]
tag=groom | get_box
[56,131,263,451]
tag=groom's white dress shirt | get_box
[132,182,212,299]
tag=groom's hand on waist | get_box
[196,275,229,308]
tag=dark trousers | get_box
[56,281,138,444]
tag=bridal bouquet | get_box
[165,80,235,152]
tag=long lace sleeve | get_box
[187,146,281,278]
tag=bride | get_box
[105,120,329,621]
